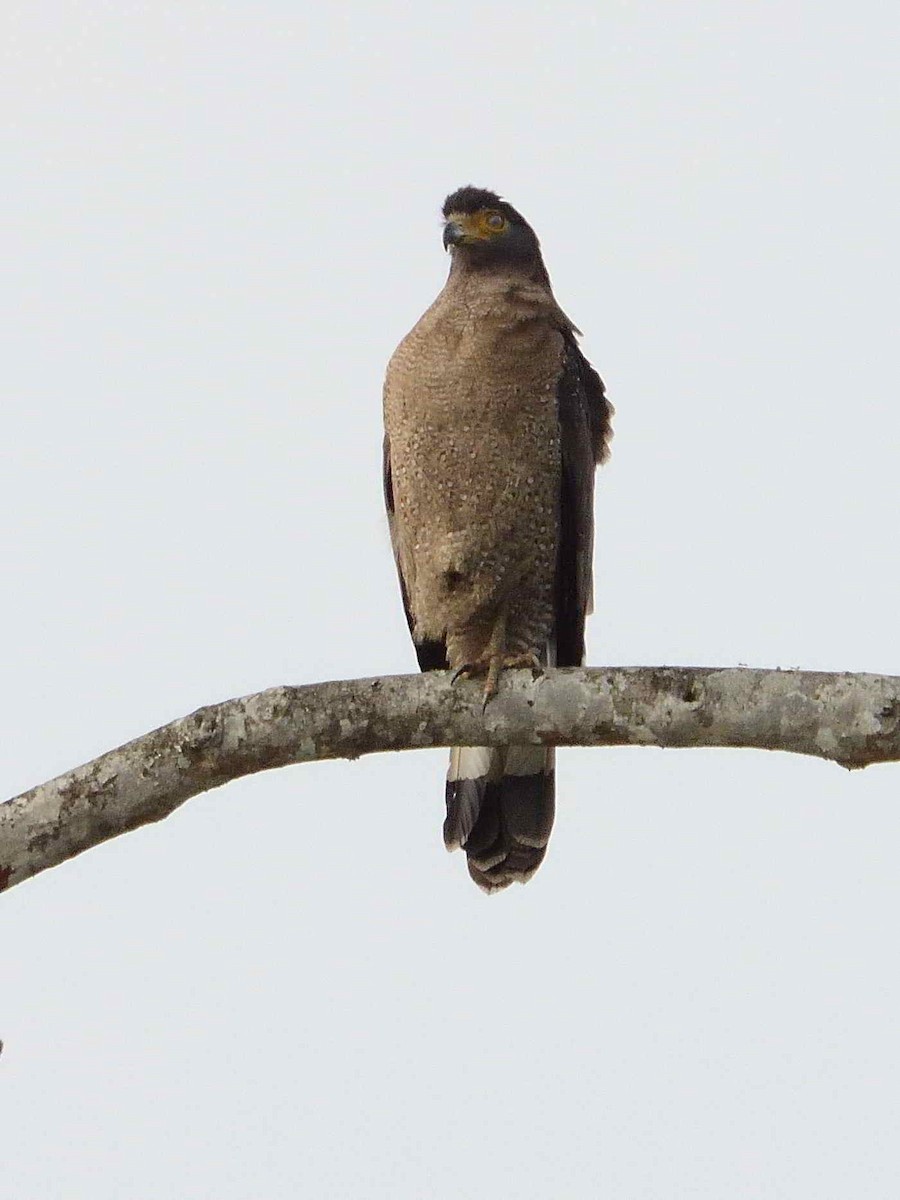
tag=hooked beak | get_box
[442,220,465,250]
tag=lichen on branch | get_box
[2,666,898,894]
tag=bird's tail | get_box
[444,746,556,892]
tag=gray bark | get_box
[2,666,899,894]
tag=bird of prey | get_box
[383,186,611,892]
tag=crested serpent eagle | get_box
[383,186,612,891]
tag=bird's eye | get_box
[484,211,507,231]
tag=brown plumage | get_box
[383,186,611,892]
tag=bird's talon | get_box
[452,661,480,685]
[502,653,543,676]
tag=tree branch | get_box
[2,666,899,893]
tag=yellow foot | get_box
[451,657,492,686]
[501,652,543,674]
[451,652,543,707]
[450,656,500,707]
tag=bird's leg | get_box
[482,610,508,704]
[450,609,508,705]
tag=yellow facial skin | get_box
[444,208,509,244]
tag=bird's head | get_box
[441,186,545,277]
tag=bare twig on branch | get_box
[2,666,899,894]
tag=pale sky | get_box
[3,2,900,1196]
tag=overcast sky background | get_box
[2,2,899,1196]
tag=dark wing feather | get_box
[383,433,449,672]
[555,337,612,667]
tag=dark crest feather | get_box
[442,186,528,228]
